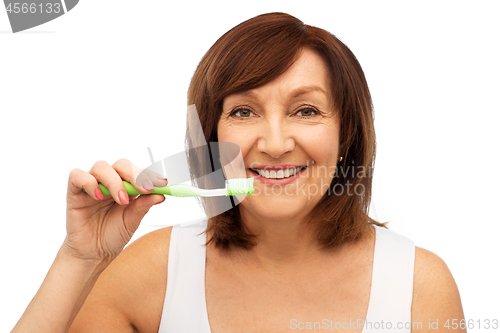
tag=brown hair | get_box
[187,12,386,251]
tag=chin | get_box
[241,195,309,220]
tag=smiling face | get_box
[218,48,340,222]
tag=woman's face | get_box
[218,48,340,221]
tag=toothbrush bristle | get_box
[226,177,255,196]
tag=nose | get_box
[257,115,295,159]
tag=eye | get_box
[295,107,319,118]
[230,108,255,119]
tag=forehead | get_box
[282,48,330,86]
[226,48,331,102]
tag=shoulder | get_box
[412,246,466,331]
[105,226,174,294]
[71,227,174,333]
[121,226,174,269]
[413,246,460,302]
[108,227,174,330]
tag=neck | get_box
[232,205,340,272]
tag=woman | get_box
[13,12,465,333]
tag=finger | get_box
[89,160,129,205]
[123,194,166,234]
[112,158,168,193]
[136,167,168,188]
[68,168,104,201]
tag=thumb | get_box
[123,194,165,233]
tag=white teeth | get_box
[255,167,304,179]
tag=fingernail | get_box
[142,179,154,190]
[119,190,129,204]
[95,188,104,200]
[157,175,168,186]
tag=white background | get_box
[1,1,499,331]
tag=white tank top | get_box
[158,220,415,333]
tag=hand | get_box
[65,159,167,262]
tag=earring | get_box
[339,156,343,162]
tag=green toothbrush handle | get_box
[85,181,205,197]
[92,181,172,196]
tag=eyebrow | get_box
[237,85,328,99]
[290,85,328,98]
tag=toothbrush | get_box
[86,178,255,197]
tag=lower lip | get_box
[249,168,307,186]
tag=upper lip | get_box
[249,164,307,171]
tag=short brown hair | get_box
[187,12,385,251]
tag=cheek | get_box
[217,122,254,158]
[296,125,339,164]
